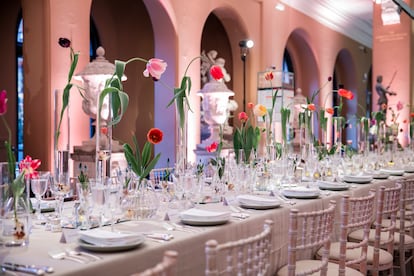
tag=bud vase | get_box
[0,196,30,247]
[122,178,159,220]
[53,89,71,195]
[175,98,188,176]
[333,116,344,155]
[302,110,314,160]
[95,92,112,181]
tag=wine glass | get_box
[31,171,51,220]
[50,173,72,223]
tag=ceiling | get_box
[280,0,374,48]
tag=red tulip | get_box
[264,71,274,81]
[143,58,167,81]
[147,128,163,144]
[308,104,316,111]
[210,65,224,81]
[326,107,334,115]
[206,142,218,153]
[0,90,8,115]
[238,112,248,123]
[338,88,354,100]
[19,155,41,179]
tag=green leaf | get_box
[68,51,79,83]
[123,143,139,175]
[115,60,126,82]
[141,142,151,167]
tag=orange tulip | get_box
[326,107,334,115]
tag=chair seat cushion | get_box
[316,242,393,265]
[348,229,414,247]
[276,260,363,276]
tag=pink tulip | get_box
[143,58,167,81]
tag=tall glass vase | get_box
[333,116,344,155]
[95,92,112,182]
[175,99,188,176]
[302,110,314,160]
[359,117,370,156]
[53,89,71,194]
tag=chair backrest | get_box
[338,190,376,275]
[287,200,336,276]
[397,178,414,250]
[132,250,178,276]
[205,219,273,276]
[372,184,401,275]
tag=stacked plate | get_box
[317,180,349,191]
[281,187,320,199]
[78,229,145,252]
[402,166,414,173]
[179,208,230,226]
[342,174,373,184]
[237,194,281,209]
[369,171,389,179]
[380,168,405,176]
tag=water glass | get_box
[90,178,108,228]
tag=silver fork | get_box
[65,248,102,262]
[48,250,86,264]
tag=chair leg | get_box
[410,249,414,276]
[400,248,406,276]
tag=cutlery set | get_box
[48,248,101,264]
[1,262,53,275]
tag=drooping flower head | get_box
[143,58,167,81]
[247,102,254,110]
[0,90,8,115]
[325,107,334,115]
[19,155,41,179]
[147,128,163,144]
[253,104,267,117]
[238,111,248,123]
[58,37,71,48]
[209,65,224,81]
[206,141,218,153]
[338,88,354,100]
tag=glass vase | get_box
[0,196,30,247]
[359,117,370,156]
[123,178,159,220]
[76,182,92,230]
[333,116,344,155]
[302,110,314,160]
[175,98,188,176]
[53,89,71,195]
[95,92,112,182]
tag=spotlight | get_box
[239,39,254,49]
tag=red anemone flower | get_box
[307,104,316,111]
[147,128,163,144]
[209,65,224,81]
[143,58,167,81]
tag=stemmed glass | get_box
[31,171,51,220]
[106,179,122,231]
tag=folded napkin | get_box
[237,194,280,207]
[317,180,348,189]
[179,208,230,221]
[343,174,373,182]
[282,186,320,197]
[79,229,144,246]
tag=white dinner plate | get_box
[281,187,320,199]
[380,168,405,176]
[237,195,281,209]
[342,175,373,184]
[179,208,230,226]
[403,166,414,173]
[370,171,389,179]
[78,236,145,252]
[180,218,230,226]
[317,181,349,191]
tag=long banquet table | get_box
[1,173,412,275]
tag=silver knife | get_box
[2,262,52,275]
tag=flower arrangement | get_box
[123,128,164,184]
[206,125,225,179]
[233,103,262,164]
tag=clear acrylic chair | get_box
[345,185,401,276]
[316,190,393,275]
[205,219,273,275]
[277,200,361,275]
[131,250,178,276]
